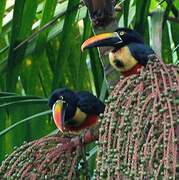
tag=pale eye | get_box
[119,31,125,36]
[59,96,63,100]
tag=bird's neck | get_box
[65,115,98,132]
[122,63,142,77]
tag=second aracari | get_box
[48,88,105,133]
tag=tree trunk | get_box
[149,9,164,57]
[83,0,120,87]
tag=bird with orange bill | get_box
[81,28,155,77]
[48,88,105,134]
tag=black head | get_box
[48,88,78,121]
[81,27,144,51]
[114,28,144,49]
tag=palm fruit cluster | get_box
[0,56,179,179]
[96,56,179,179]
[0,129,98,180]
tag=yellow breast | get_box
[73,107,87,125]
[109,46,138,72]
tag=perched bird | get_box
[81,28,155,76]
[81,28,179,179]
[48,88,105,133]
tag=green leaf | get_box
[123,0,130,26]
[0,110,51,137]
[162,21,172,63]
[76,12,92,90]
[134,0,151,35]
[52,0,80,89]
[170,21,179,63]
[6,0,38,91]
[0,99,47,108]
[99,79,108,101]
[89,47,104,97]
[34,0,57,54]
[0,0,6,33]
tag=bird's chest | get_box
[65,115,98,132]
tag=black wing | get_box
[76,91,105,115]
[128,43,155,66]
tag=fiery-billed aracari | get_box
[81,28,155,76]
[48,88,105,133]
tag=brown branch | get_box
[166,16,179,23]
[83,0,115,27]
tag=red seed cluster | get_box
[0,129,98,179]
[96,56,179,179]
[1,56,179,179]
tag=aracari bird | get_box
[48,88,105,133]
[81,27,155,76]
[81,28,179,179]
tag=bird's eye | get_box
[58,96,67,105]
[119,31,125,36]
[59,96,63,100]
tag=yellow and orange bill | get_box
[81,32,123,51]
[52,100,67,132]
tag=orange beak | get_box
[52,100,67,132]
[81,32,123,51]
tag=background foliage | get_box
[0,0,179,174]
